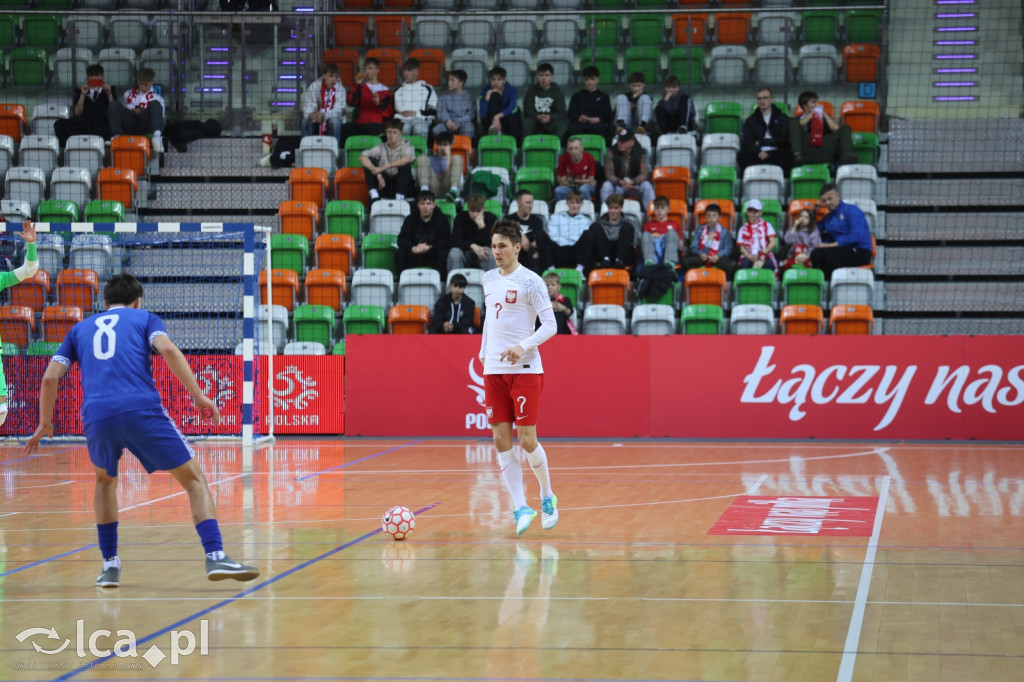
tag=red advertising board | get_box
[345,335,1023,440]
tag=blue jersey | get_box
[54,307,169,424]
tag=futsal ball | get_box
[382,506,416,540]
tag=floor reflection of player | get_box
[487,544,559,678]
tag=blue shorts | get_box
[85,408,195,478]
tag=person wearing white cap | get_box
[736,198,779,273]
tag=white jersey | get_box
[480,265,557,375]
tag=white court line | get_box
[837,475,891,682]
[9,481,74,490]
[118,473,247,514]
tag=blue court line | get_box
[54,503,439,682]
[55,677,716,682]
[295,440,423,481]
[0,544,97,578]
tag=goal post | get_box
[0,221,274,447]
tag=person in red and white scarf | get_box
[736,199,779,273]
[680,202,737,280]
[301,63,345,144]
[108,67,165,137]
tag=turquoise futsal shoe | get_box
[513,506,538,535]
[541,495,559,530]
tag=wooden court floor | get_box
[1,438,1023,682]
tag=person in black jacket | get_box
[430,273,477,334]
[397,190,450,277]
[566,66,614,145]
[737,87,793,174]
[54,64,115,147]
[447,193,497,272]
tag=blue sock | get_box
[97,522,118,560]
[195,519,223,555]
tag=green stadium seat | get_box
[515,167,555,202]
[1,341,19,356]
[324,200,365,240]
[361,233,398,273]
[344,135,381,168]
[624,46,661,86]
[704,102,744,135]
[270,233,309,276]
[681,304,724,335]
[332,340,345,355]
[629,15,665,47]
[477,134,517,172]
[782,266,825,307]
[521,135,561,171]
[403,134,427,158]
[543,267,583,309]
[294,304,336,348]
[579,47,619,85]
[790,164,831,200]
[802,11,840,43]
[845,10,882,44]
[9,47,49,86]
[84,200,124,223]
[667,46,705,88]
[697,166,738,202]
[733,268,777,307]
[435,199,457,226]
[589,15,620,48]
[23,15,61,48]
[342,304,386,335]
[26,340,59,356]
[0,15,16,48]
[852,132,880,166]
[568,134,606,165]
[484,199,503,219]
[37,199,78,223]
[641,281,679,308]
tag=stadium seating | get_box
[0,104,27,143]
[672,13,708,46]
[324,200,365,239]
[651,167,691,203]
[361,233,398,273]
[697,166,737,202]
[631,304,676,336]
[780,304,824,335]
[41,305,83,343]
[398,268,443,307]
[369,199,410,236]
[9,48,48,87]
[334,168,370,206]
[84,199,124,223]
[694,199,736,233]
[802,11,839,44]
[667,46,705,87]
[478,134,518,173]
[840,101,881,134]
[515,168,555,202]
[258,269,299,311]
[332,16,368,46]
[365,48,402,85]
[388,304,430,334]
[321,48,359,85]
[733,268,777,307]
[350,268,395,308]
[851,132,880,166]
[742,165,786,204]
[96,167,137,209]
[270,233,309,276]
[0,305,35,348]
[790,164,831,200]
[288,168,329,209]
[701,133,741,169]
[521,135,561,172]
[38,199,78,223]
[278,200,319,242]
[704,102,744,135]
[19,135,60,177]
[782,267,825,307]
[0,135,13,178]
[297,136,339,174]
[65,135,105,180]
[846,10,883,44]
[844,44,881,83]
[582,304,627,335]
[830,304,874,335]
[588,268,630,308]
[5,167,47,215]
[836,164,878,202]
[709,46,748,86]
[681,304,724,334]
[797,44,839,84]
[408,48,445,87]
[729,304,775,335]
[684,267,726,307]
[342,304,386,335]
[830,267,875,306]
[314,234,355,276]
[70,234,115,277]
[26,341,59,356]
[294,304,336,348]
[256,304,289,354]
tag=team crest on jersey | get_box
[486,406,493,418]
[505,290,517,304]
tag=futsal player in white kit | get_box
[480,220,560,535]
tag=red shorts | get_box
[484,373,544,427]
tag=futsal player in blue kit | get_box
[24,274,259,587]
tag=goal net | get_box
[0,222,272,446]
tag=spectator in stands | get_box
[397,190,449,277]
[738,87,792,174]
[339,58,392,146]
[298,63,344,144]
[108,67,165,139]
[790,90,857,168]
[430,273,477,334]
[567,66,614,144]
[394,58,438,137]
[681,202,736,279]
[360,119,416,202]
[615,72,653,137]
[543,272,576,335]
[546,190,593,269]
[736,199,779,273]
[554,138,598,204]
[780,208,821,273]
[448,193,497,273]
[432,69,476,141]
[506,189,549,274]
[654,75,699,140]
[479,66,521,142]
[600,129,655,208]
[811,183,873,278]
[641,196,682,268]
[55,64,114,147]
[522,62,569,141]
[416,131,462,201]
[587,193,638,269]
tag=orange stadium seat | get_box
[97,167,137,209]
[844,44,881,83]
[780,304,824,335]
[278,200,319,242]
[365,48,403,86]
[258,269,300,311]
[111,135,151,177]
[0,103,27,143]
[322,48,360,85]
[788,199,829,227]
[685,266,726,306]
[673,14,708,45]
[694,199,735,233]
[374,15,410,48]
[41,305,83,343]
[314,234,356,276]
[830,304,874,335]
[332,16,369,47]
[304,269,347,311]
[652,166,692,204]
[288,167,329,209]
[56,269,99,312]
[408,49,446,88]
[335,167,370,206]
[840,100,880,134]
[714,12,750,45]
[388,304,430,334]
[7,271,50,313]
[646,199,689,238]
[0,305,34,348]
[434,134,472,175]
[587,268,631,307]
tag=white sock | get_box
[497,449,527,510]
[103,556,121,570]
[206,550,225,561]
[525,444,554,499]
[369,189,380,199]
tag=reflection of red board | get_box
[708,496,879,536]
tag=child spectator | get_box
[299,63,344,144]
[394,58,438,137]
[641,196,682,268]
[430,273,477,334]
[567,66,613,144]
[448,193,497,273]
[479,66,521,142]
[654,75,699,139]
[522,62,569,140]
[339,58,392,145]
[432,69,476,140]
[360,119,416,202]
[736,199,779,273]
[615,72,653,136]
[108,67,165,138]
[587,193,637,269]
[546,190,593,269]
[780,208,822,272]
[681,203,736,279]
[554,137,597,204]
[542,272,577,335]
[416,130,462,201]
[56,64,114,147]
[790,90,857,168]
[397,190,449,276]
